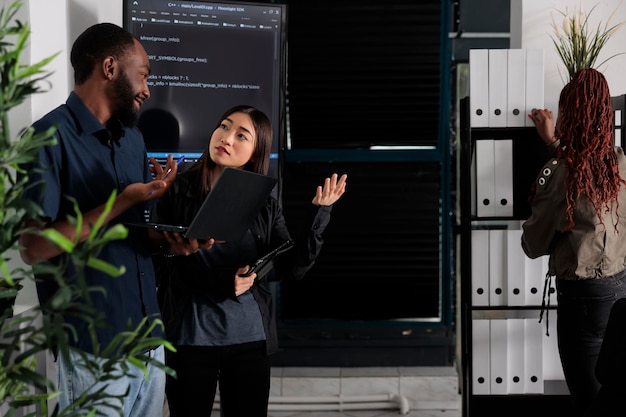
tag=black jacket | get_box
[153,173,332,354]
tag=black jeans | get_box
[584,297,626,416]
[556,271,626,415]
[166,340,270,417]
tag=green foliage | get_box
[0,0,56,293]
[551,2,625,81]
[0,2,175,416]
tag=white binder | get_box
[475,139,495,217]
[507,318,525,394]
[524,255,546,306]
[493,139,513,216]
[524,49,545,127]
[472,319,491,394]
[488,49,508,128]
[490,319,508,395]
[489,229,507,306]
[506,229,525,306]
[471,229,490,306]
[546,258,557,306]
[542,312,565,382]
[524,318,544,394]
[507,49,526,127]
[613,109,624,147]
[470,49,489,128]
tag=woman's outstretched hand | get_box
[312,173,348,206]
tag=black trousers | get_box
[585,297,626,416]
[556,271,626,416]
[166,341,270,417]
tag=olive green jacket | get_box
[522,147,626,280]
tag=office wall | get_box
[28,0,121,120]
[511,0,626,116]
[13,0,121,312]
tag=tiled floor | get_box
[197,366,461,417]
[207,406,461,417]
[209,405,461,416]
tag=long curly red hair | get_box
[556,68,623,231]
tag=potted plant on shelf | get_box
[0,2,174,416]
[550,2,625,81]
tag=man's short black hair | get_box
[70,23,137,85]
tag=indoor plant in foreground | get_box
[0,1,174,416]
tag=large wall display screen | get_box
[123,0,286,179]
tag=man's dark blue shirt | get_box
[21,92,163,354]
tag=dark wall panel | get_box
[278,161,442,321]
[286,1,442,148]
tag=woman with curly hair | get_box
[522,68,626,415]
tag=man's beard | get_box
[112,69,139,127]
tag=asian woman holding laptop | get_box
[151,105,347,417]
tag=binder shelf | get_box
[459,97,573,417]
